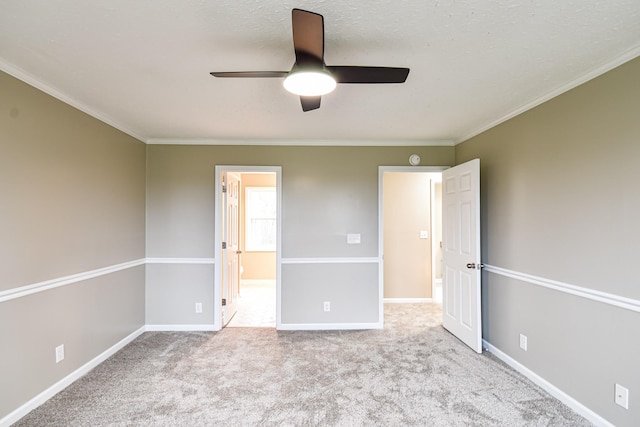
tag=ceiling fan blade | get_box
[300,96,321,112]
[326,66,410,83]
[292,9,324,66]
[210,71,288,78]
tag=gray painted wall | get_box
[145,145,454,325]
[281,263,379,324]
[455,57,640,426]
[0,71,146,419]
[8,54,637,425]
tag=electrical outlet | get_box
[55,344,65,363]
[195,302,203,313]
[519,334,528,351]
[323,301,331,312]
[615,384,629,409]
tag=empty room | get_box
[1,1,639,426]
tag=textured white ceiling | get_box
[1,0,639,144]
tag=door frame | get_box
[378,166,448,323]
[214,165,282,331]
[430,175,444,303]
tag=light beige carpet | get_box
[14,303,591,426]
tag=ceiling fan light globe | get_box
[283,71,336,96]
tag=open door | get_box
[222,172,241,326]
[442,159,482,353]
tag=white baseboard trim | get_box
[0,326,145,427]
[278,322,382,330]
[482,339,613,427]
[384,298,433,303]
[145,324,217,332]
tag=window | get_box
[245,187,276,251]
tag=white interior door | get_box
[442,159,482,353]
[222,172,241,326]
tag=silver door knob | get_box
[466,263,484,269]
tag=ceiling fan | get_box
[210,8,410,112]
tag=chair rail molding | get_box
[0,259,146,303]
[484,264,640,313]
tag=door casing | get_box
[214,165,282,331]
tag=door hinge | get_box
[222,185,227,193]
[222,242,227,249]
[222,298,226,306]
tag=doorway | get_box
[214,166,281,331]
[379,162,482,353]
[379,166,446,307]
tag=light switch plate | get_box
[519,334,528,351]
[55,344,65,363]
[615,384,629,409]
[347,233,361,244]
[420,230,429,239]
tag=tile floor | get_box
[227,281,276,328]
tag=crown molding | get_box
[0,63,452,148]
[0,59,146,143]
[145,138,455,147]
[6,40,638,149]
[455,43,640,145]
